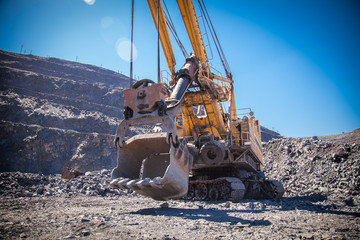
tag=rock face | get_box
[0,50,129,174]
[263,137,360,204]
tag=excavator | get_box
[110,0,284,202]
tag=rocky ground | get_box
[1,134,360,240]
[0,169,359,240]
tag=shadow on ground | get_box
[264,195,360,217]
[130,194,359,222]
[131,207,271,226]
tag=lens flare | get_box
[83,0,95,5]
[116,39,138,62]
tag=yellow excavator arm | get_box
[147,0,176,76]
[147,0,210,76]
[176,0,208,67]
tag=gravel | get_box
[0,169,126,198]
[264,138,360,205]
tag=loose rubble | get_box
[264,137,360,205]
[0,169,127,198]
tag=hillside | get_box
[260,126,282,142]
[318,128,360,144]
[0,50,129,174]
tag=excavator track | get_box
[183,177,285,202]
[184,177,245,202]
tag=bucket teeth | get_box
[149,177,163,189]
[110,178,133,189]
[110,179,120,188]
[126,179,141,190]
[118,178,131,187]
[111,177,165,191]
[135,179,151,189]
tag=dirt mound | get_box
[264,137,360,204]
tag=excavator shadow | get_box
[243,194,360,217]
[276,195,360,217]
[130,194,359,221]
[131,207,272,226]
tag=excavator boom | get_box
[176,0,208,67]
[147,0,176,76]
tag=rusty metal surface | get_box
[123,83,168,114]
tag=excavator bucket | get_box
[111,132,191,200]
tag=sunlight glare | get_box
[83,0,95,5]
[116,39,138,62]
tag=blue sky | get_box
[1,0,359,137]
